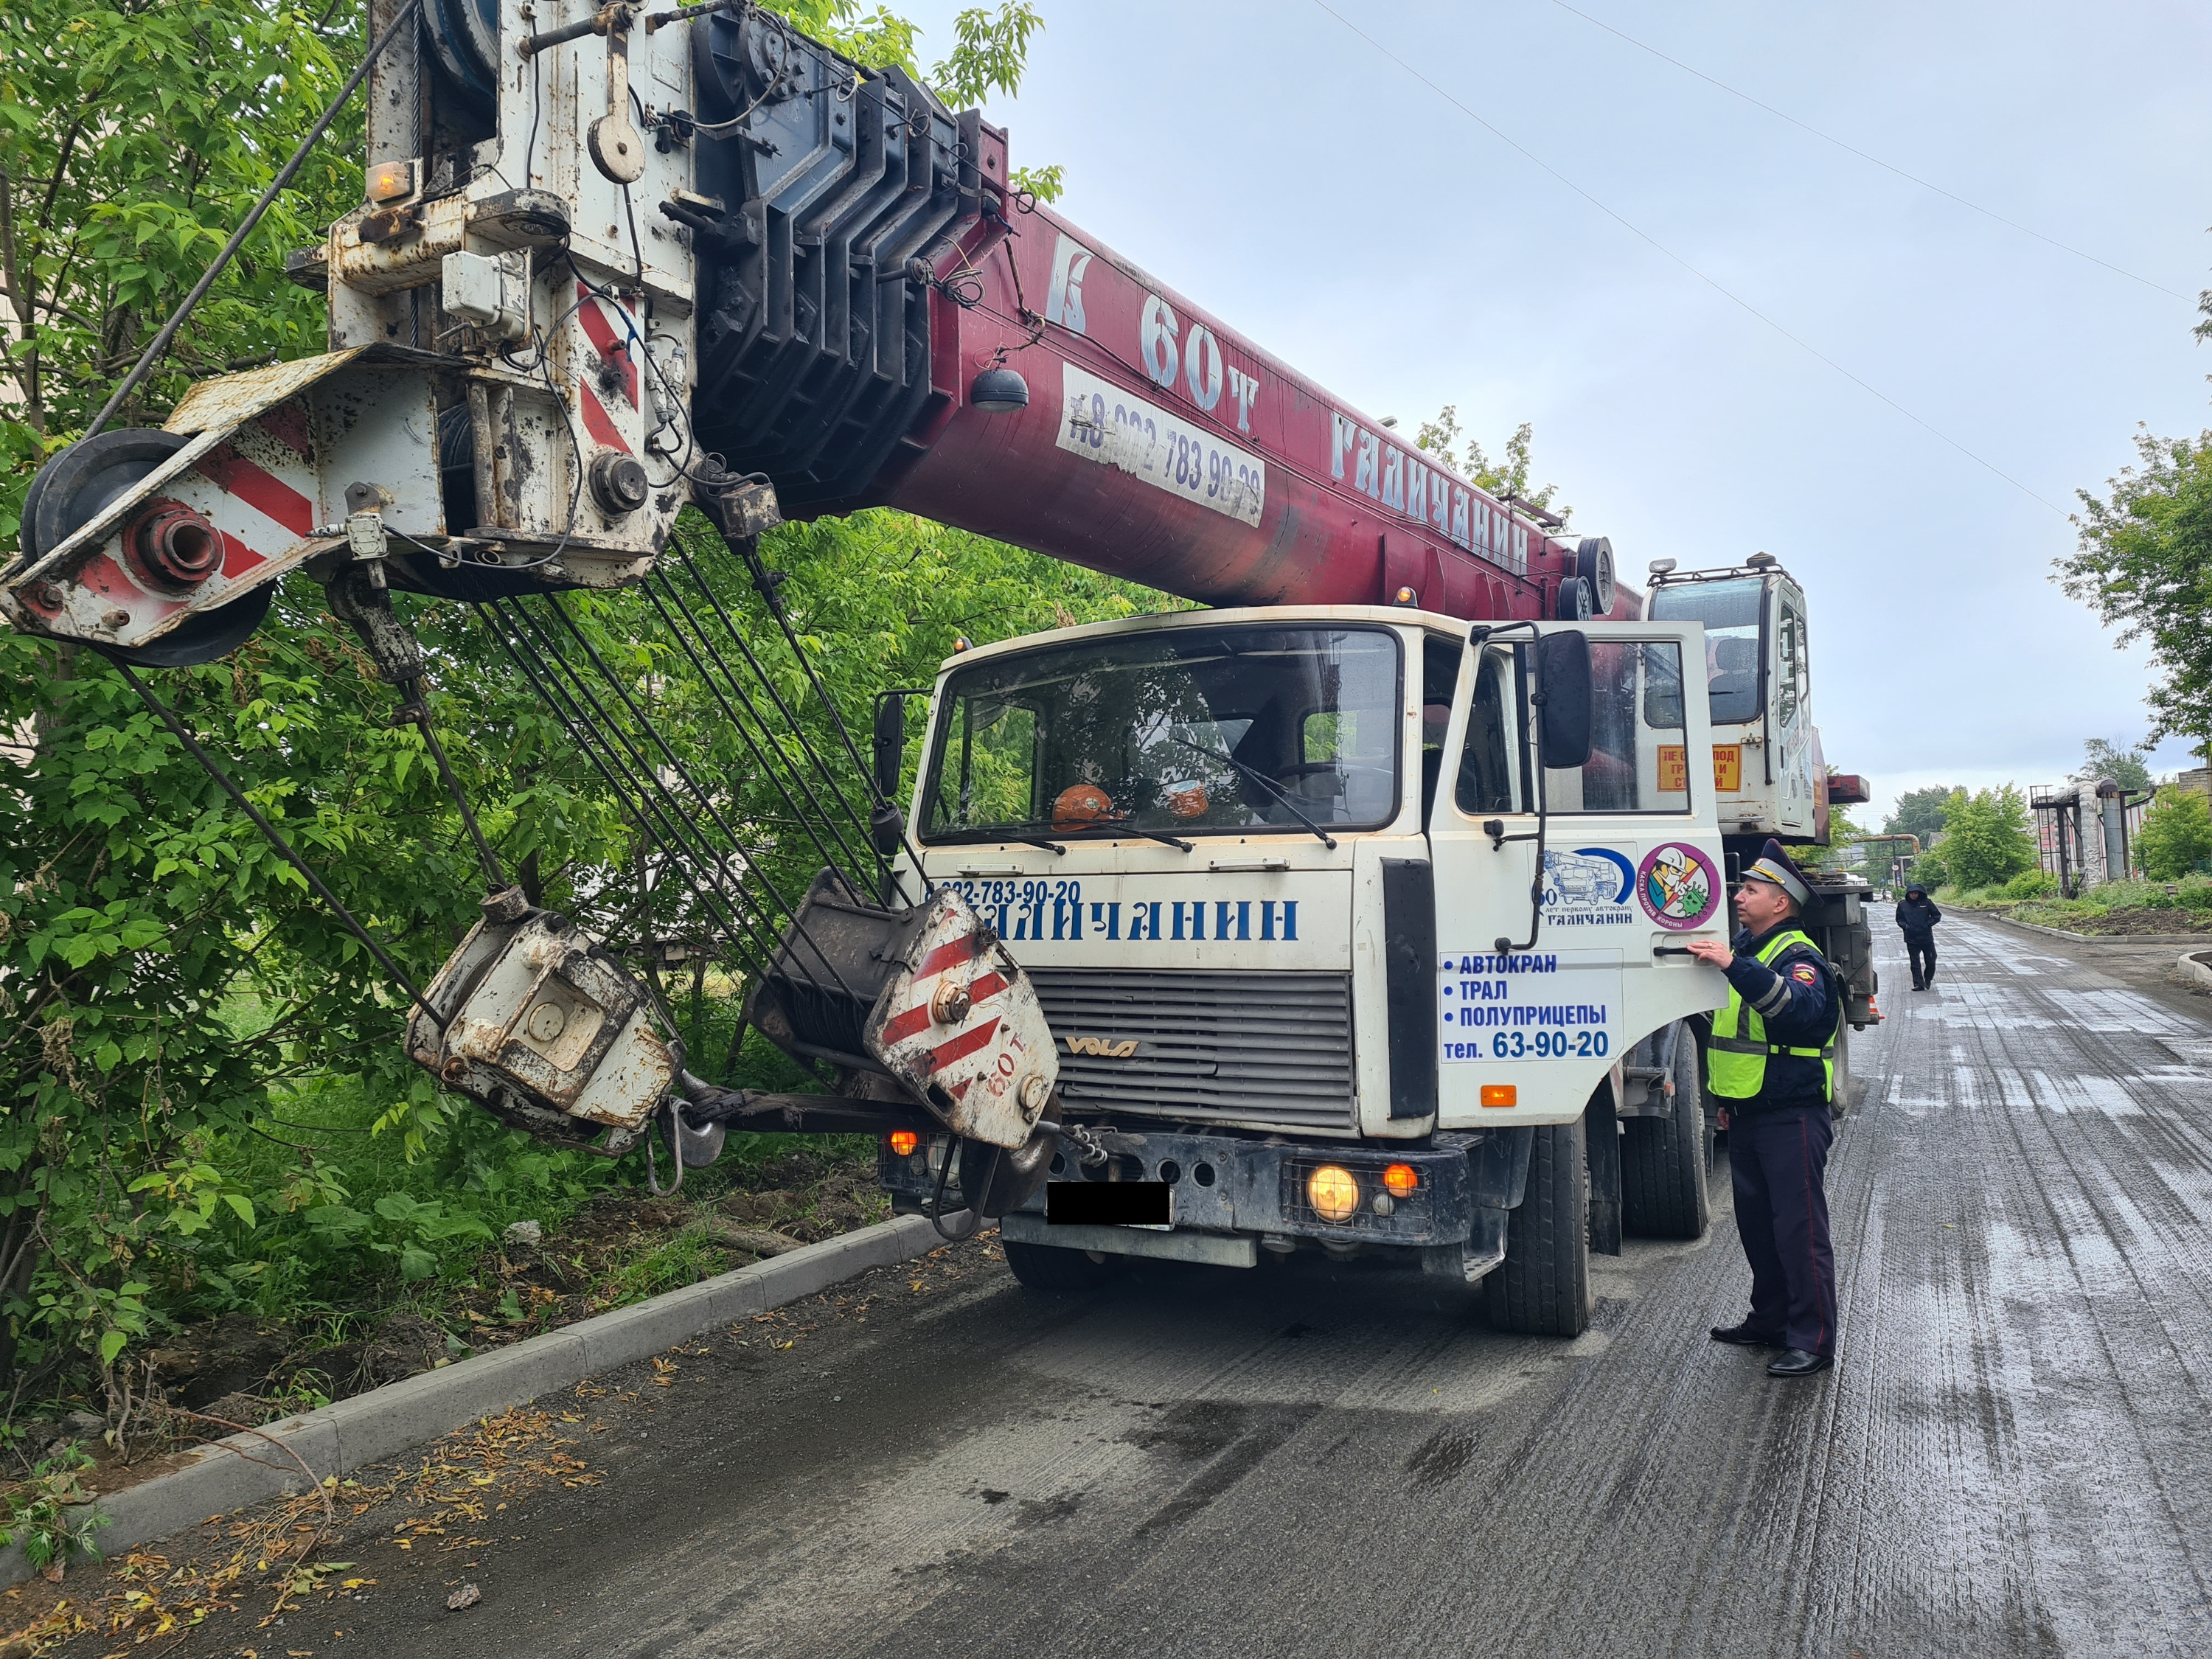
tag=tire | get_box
[1576,536,1615,613]
[1831,1023,1854,1117]
[1622,1023,1711,1239]
[1002,1239,1124,1293]
[1486,1114,1593,1336]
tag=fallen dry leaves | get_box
[0,1407,598,1656]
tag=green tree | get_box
[1882,785,1954,845]
[0,0,360,480]
[2061,428,2212,758]
[1413,409,1571,522]
[1940,785,2039,889]
[1,0,1094,1391]
[2080,737,2152,793]
[2135,785,2212,880]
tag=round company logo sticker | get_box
[1637,843,1721,931]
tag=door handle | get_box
[1653,945,1695,958]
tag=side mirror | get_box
[1535,630,1593,771]
[871,691,907,802]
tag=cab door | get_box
[1428,620,1728,1128]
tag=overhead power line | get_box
[1548,0,2191,305]
[1305,0,2067,518]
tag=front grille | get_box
[1027,968,1357,1133]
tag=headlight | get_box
[1306,1164,1360,1224]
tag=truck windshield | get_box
[924,625,1402,841]
[1647,576,1762,723]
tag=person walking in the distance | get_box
[1686,839,1840,1380]
[1896,882,1942,990]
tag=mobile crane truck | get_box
[0,0,1874,1338]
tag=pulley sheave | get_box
[423,0,501,114]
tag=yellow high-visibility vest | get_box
[1708,928,1837,1102]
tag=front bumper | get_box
[879,1127,1479,1248]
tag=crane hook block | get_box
[408,890,681,1156]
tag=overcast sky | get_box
[898,0,2212,821]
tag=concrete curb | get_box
[0,1213,952,1590]
[2179,950,2212,992]
[1976,911,2210,947]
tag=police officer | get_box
[1896,882,1942,990]
[1686,839,1840,1379]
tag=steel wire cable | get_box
[1306,0,2068,518]
[639,574,882,891]
[487,602,832,996]
[644,557,892,884]
[535,593,860,985]
[673,540,933,894]
[76,0,427,448]
[496,596,857,998]
[487,598,815,966]
[115,662,442,1023]
[1545,0,2191,305]
[726,535,906,819]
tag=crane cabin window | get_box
[1540,639,1691,815]
[1775,594,1807,729]
[1647,577,1762,725]
[924,625,1403,841]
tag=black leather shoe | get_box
[1767,1349,1833,1378]
[1710,1322,1783,1347]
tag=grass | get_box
[1939,874,2212,933]
[1,982,889,1476]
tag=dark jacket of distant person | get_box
[1719,923,1838,1110]
[1894,891,1942,939]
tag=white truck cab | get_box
[1644,552,1828,845]
[874,604,1732,1335]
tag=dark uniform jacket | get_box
[1721,922,1838,1110]
[1894,896,1942,938]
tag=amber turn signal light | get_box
[888,1129,920,1157]
[366,159,416,203]
[1382,1163,1419,1198]
[1481,1084,1517,1108]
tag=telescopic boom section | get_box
[678,10,1626,623]
[881,203,1624,620]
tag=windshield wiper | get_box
[938,821,1067,855]
[1166,736,1338,849]
[1065,822,1194,853]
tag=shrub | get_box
[2178,877,2212,912]
[2137,786,2212,881]
[0,1444,108,1576]
[2001,869,2059,900]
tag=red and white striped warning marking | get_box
[574,282,638,455]
[866,891,1058,1149]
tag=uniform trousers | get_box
[1729,1102,1837,1357]
[1905,934,1935,987]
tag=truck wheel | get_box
[1832,1024,1854,1116]
[1002,1239,1125,1293]
[1486,1114,1593,1337]
[1621,1023,1710,1239]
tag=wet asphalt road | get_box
[167,917,2212,1658]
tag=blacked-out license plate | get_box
[1046,1181,1172,1228]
